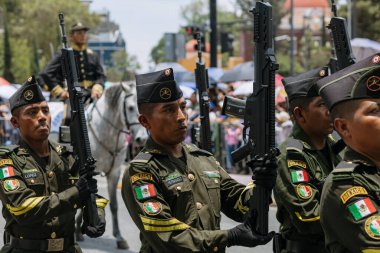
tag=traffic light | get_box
[221,32,234,55]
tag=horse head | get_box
[120,81,148,147]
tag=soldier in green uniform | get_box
[0,76,108,253]
[273,67,342,253]
[121,68,275,253]
[40,22,105,102]
[317,53,380,253]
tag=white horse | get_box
[78,81,148,249]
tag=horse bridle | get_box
[88,84,140,174]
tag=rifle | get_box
[194,32,212,152]
[58,13,98,226]
[222,1,278,234]
[328,0,356,73]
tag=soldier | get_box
[0,76,108,253]
[121,68,275,252]
[39,22,105,102]
[317,53,380,252]
[273,67,342,253]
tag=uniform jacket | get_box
[321,148,380,253]
[274,123,341,243]
[40,44,105,97]
[0,139,108,253]
[122,137,254,253]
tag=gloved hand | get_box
[81,210,106,238]
[249,154,278,190]
[227,216,275,247]
[75,175,98,202]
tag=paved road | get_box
[0,174,279,253]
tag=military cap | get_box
[70,22,90,33]
[316,53,380,110]
[9,76,46,113]
[282,67,329,102]
[135,68,183,104]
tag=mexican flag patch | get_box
[0,166,14,179]
[3,179,20,192]
[134,184,156,200]
[143,201,162,216]
[348,197,376,221]
[296,184,313,199]
[365,216,380,240]
[291,170,309,183]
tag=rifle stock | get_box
[194,32,212,152]
[58,13,98,226]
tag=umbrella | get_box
[232,81,253,96]
[178,81,196,89]
[351,38,380,61]
[0,77,10,85]
[179,85,195,99]
[208,67,224,81]
[177,72,216,84]
[0,85,18,100]
[220,61,254,83]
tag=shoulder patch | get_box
[290,169,309,183]
[3,179,20,192]
[288,160,307,169]
[296,184,313,199]
[134,184,156,200]
[142,201,162,216]
[365,216,380,240]
[340,186,368,204]
[348,197,376,221]
[0,166,15,179]
[130,173,153,184]
[0,159,13,167]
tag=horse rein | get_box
[88,85,140,175]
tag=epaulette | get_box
[0,145,18,157]
[131,152,152,165]
[286,138,304,152]
[332,161,357,182]
[186,144,212,156]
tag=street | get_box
[0,174,279,253]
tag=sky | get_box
[90,0,235,73]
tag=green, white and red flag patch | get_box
[348,197,376,221]
[0,166,14,179]
[291,170,309,183]
[134,184,156,200]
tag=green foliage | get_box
[150,37,171,65]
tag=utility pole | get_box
[210,0,217,67]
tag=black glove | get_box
[227,218,275,247]
[75,176,91,202]
[249,155,278,190]
[81,210,106,238]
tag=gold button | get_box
[51,232,56,239]
[176,186,182,191]
[51,192,55,195]
[71,179,75,185]
[81,63,84,67]
[188,174,195,181]
[216,161,220,166]
[80,57,84,61]
[81,69,85,73]
[79,52,83,56]
[73,204,77,209]
[214,179,219,184]
[213,246,218,252]
[30,179,35,184]
[48,171,54,178]
[196,202,203,210]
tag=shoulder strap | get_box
[286,137,304,152]
[131,152,152,165]
[332,161,357,182]
[0,145,18,157]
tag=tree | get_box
[150,37,170,65]
[107,50,140,82]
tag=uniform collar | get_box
[291,122,336,151]
[144,136,195,156]
[71,43,87,52]
[343,147,375,167]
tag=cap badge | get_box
[366,76,380,92]
[319,69,326,77]
[160,88,172,100]
[23,90,34,101]
[372,55,380,64]
[27,76,32,82]
[164,69,171,76]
